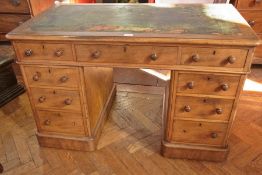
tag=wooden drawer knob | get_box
[92,51,101,58]
[248,20,255,27]
[227,56,236,64]
[32,72,40,81]
[60,76,69,83]
[38,96,46,103]
[55,49,64,57]
[216,108,223,115]
[64,98,72,105]
[211,132,218,139]
[150,53,158,61]
[187,81,194,89]
[255,0,261,4]
[44,119,51,126]
[221,83,229,91]
[11,0,21,6]
[24,49,33,57]
[192,54,200,62]
[184,105,191,112]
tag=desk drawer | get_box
[24,66,79,88]
[16,42,74,61]
[180,47,247,68]
[240,11,262,33]
[76,44,178,65]
[174,96,234,121]
[0,0,30,14]
[37,110,85,136]
[31,88,81,112]
[236,0,262,10]
[177,72,240,96]
[172,120,227,146]
[0,14,30,33]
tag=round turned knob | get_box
[227,56,236,64]
[187,81,194,89]
[38,96,46,103]
[211,132,218,139]
[184,105,191,112]
[24,49,33,57]
[221,83,229,91]
[11,0,21,6]
[150,53,158,61]
[64,98,72,105]
[44,119,51,126]
[248,20,255,27]
[255,0,261,4]
[55,49,64,57]
[92,51,101,58]
[216,108,223,115]
[192,54,200,62]
[32,73,40,81]
[60,76,69,83]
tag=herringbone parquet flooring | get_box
[0,68,262,175]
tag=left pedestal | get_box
[20,65,115,151]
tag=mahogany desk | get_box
[7,4,260,161]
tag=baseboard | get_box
[161,141,229,162]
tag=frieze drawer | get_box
[180,47,248,68]
[16,42,74,61]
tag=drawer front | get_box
[76,44,178,65]
[175,96,234,121]
[0,14,30,33]
[172,120,228,146]
[31,88,82,112]
[0,0,30,13]
[180,47,247,68]
[240,11,262,33]
[16,42,74,61]
[255,34,262,58]
[237,0,262,10]
[177,73,240,96]
[24,66,79,88]
[37,110,85,136]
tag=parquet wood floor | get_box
[0,67,261,175]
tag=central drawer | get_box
[76,44,178,65]
[177,72,240,96]
[24,66,79,88]
[174,96,234,121]
[31,88,82,112]
[172,120,228,146]
[37,110,85,136]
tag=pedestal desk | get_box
[7,4,260,161]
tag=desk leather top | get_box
[7,4,261,46]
